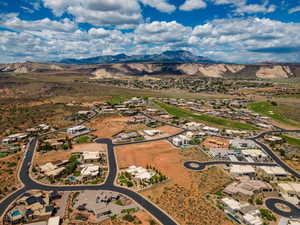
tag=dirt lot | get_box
[285,160,300,173]
[34,143,106,166]
[100,210,156,225]
[156,125,182,136]
[0,152,23,201]
[88,116,147,138]
[201,136,230,148]
[115,141,234,225]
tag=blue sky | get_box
[0,0,300,63]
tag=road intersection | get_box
[1,110,300,223]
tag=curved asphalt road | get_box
[0,137,178,225]
[265,198,300,218]
[1,110,300,224]
[184,160,277,171]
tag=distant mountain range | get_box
[58,50,217,64]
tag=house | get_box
[81,152,100,163]
[80,165,100,178]
[224,178,272,201]
[220,197,241,213]
[47,216,60,225]
[43,139,63,149]
[277,182,300,204]
[225,129,247,136]
[184,122,203,130]
[78,110,91,115]
[230,139,257,149]
[265,136,283,143]
[202,126,219,133]
[102,108,115,113]
[256,123,273,129]
[126,165,154,180]
[133,115,147,123]
[171,135,191,147]
[146,108,159,114]
[39,162,65,177]
[258,166,289,179]
[3,133,28,143]
[242,211,263,225]
[160,114,173,120]
[8,207,25,223]
[143,129,162,136]
[40,163,57,173]
[67,125,88,135]
[277,182,300,197]
[229,165,256,177]
[241,149,268,161]
[116,131,142,141]
[37,124,51,131]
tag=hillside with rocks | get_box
[90,63,300,79]
[1,61,300,79]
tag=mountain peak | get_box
[58,50,216,64]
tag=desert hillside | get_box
[90,63,300,79]
[1,62,300,79]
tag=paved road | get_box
[253,139,300,179]
[1,110,300,224]
[265,198,300,218]
[184,160,277,171]
[0,137,178,225]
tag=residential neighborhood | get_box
[0,96,300,225]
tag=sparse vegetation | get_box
[259,208,276,221]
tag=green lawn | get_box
[278,93,300,98]
[155,102,257,130]
[0,152,9,158]
[248,101,300,126]
[109,96,128,105]
[280,135,300,148]
[75,135,90,144]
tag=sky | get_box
[0,0,300,64]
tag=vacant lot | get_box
[0,152,23,201]
[88,116,147,138]
[100,210,156,225]
[155,101,257,130]
[156,125,182,136]
[115,141,233,225]
[0,100,87,137]
[34,143,106,166]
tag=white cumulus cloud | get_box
[179,0,207,11]
[139,0,176,13]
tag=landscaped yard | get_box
[248,101,300,127]
[155,102,257,130]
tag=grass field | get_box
[155,102,257,130]
[278,94,300,98]
[280,134,300,148]
[109,96,128,105]
[248,101,300,127]
[0,152,9,158]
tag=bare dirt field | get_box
[115,141,234,225]
[0,152,23,201]
[34,143,106,166]
[100,210,156,225]
[156,125,183,136]
[286,160,300,173]
[88,116,147,138]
